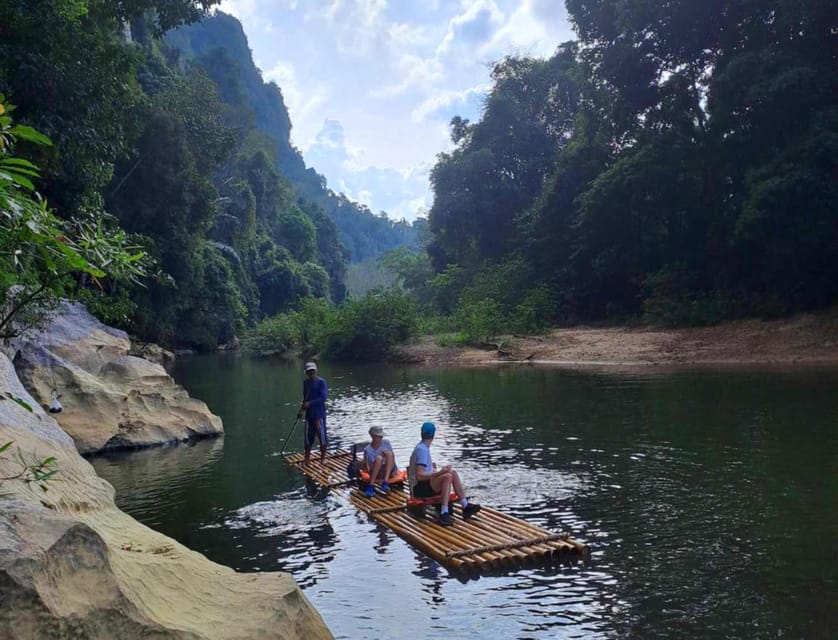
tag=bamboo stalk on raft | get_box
[420,510,524,566]
[380,509,507,570]
[444,507,552,562]
[357,491,563,567]
[472,509,556,558]
[477,507,586,557]
[373,511,474,572]
[387,509,515,569]
[377,511,485,565]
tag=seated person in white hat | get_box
[362,426,398,497]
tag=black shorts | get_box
[413,480,436,498]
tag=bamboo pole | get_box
[425,510,523,567]
[381,511,498,570]
[388,511,508,569]
[475,508,569,558]
[441,517,530,566]
[459,509,553,561]
[445,533,568,558]
[373,511,473,573]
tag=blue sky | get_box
[216,0,574,221]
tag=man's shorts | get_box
[412,480,436,498]
[304,416,327,447]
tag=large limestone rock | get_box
[0,354,333,640]
[10,301,222,453]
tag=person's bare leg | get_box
[450,469,466,500]
[431,472,453,510]
[317,419,326,463]
[370,455,383,484]
[383,451,395,480]
[440,474,452,510]
[450,469,480,519]
[304,446,311,464]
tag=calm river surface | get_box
[91,356,838,639]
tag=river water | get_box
[90,355,838,639]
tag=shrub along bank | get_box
[245,290,417,361]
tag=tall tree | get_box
[428,45,581,269]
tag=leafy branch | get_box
[0,95,152,339]
[0,392,59,493]
[0,440,59,492]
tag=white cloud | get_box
[387,22,433,49]
[304,120,433,220]
[263,59,330,123]
[412,83,490,122]
[370,52,444,98]
[216,0,259,19]
[316,0,391,56]
[437,0,505,57]
[484,0,573,58]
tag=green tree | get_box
[0,98,148,338]
[428,46,581,269]
[0,0,142,215]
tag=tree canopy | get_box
[426,0,838,326]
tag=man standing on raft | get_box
[298,361,328,464]
[410,421,481,526]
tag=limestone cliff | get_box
[10,301,222,453]
[0,353,333,639]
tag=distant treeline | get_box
[425,0,837,328]
[0,1,421,350]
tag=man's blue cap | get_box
[421,422,436,438]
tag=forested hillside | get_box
[425,0,837,328]
[0,2,420,351]
[166,11,422,263]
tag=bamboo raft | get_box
[285,450,588,575]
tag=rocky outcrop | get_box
[128,341,175,367]
[0,353,333,639]
[10,301,222,453]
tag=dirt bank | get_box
[397,309,838,368]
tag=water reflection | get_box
[90,437,224,529]
[91,357,838,639]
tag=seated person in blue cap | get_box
[409,421,481,526]
[363,425,398,497]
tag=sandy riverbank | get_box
[397,308,838,368]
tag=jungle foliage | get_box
[426,0,838,332]
[0,97,149,339]
[245,290,417,362]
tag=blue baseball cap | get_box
[421,422,436,438]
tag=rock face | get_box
[0,354,333,640]
[128,341,175,367]
[10,301,222,453]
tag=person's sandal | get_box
[381,481,390,493]
[364,485,375,498]
[439,511,453,526]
